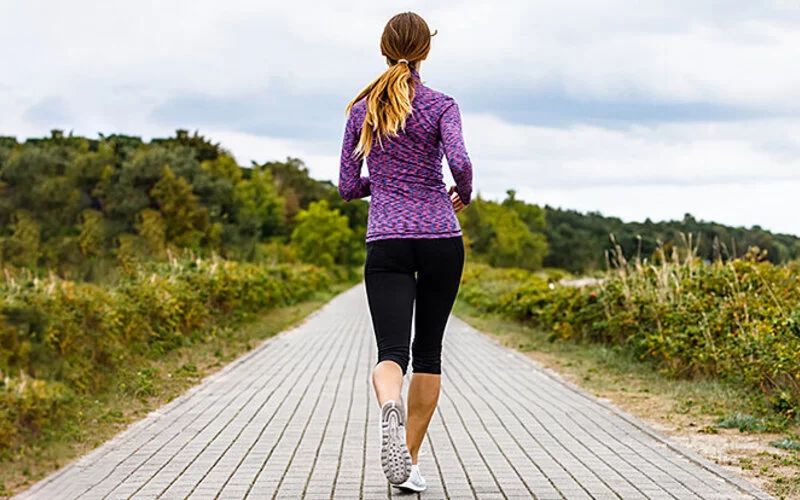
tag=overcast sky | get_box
[2,1,799,235]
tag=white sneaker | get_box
[393,464,427,492]
[380,400,412,484]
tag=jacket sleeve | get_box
[439,101,473,205]
[338,107,371,201]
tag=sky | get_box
[2,0,800,235]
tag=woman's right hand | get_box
[449,185,466,213]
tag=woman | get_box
[338,12,473,492]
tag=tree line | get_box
[457,190,800,273]
[0,130,368,280]
[1,130,797,278]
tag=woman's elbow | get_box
[338,185,354,201]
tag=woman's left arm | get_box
[440,100,472,206]
[338,108,371,201]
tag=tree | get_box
[79,209,105,258]
[502,189,546,233]
[197,154,242,220]
[7,210,42,268]
[135,209,167,258]
[150,130,224,163]
[459,196,494,255]
[291,200,353,268]
[485,207,547,270]
[232,166,284,257]
[149,166,209,249]
[459,196,548,270]
[265,158,330,209]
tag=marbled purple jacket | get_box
[338,70,473,243]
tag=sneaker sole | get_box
[393,482,427,493]
[381,402,412,484]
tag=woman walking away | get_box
[338,11,473,492]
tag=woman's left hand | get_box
[449,186,466,213]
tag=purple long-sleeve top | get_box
[339,70,473,243]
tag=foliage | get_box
[543,208,800,273]
[150,166,210,248]
[458,190,799,274]
[459,251,800,420]
[291,200,354,268]
[6,211,42,268]
[458,191,548,271]
[770,438,800,451]
[231,166,285,260]
[717,412,765,432]
[4,130,797,278]
[0,131,369,279]
[0,257,337,455]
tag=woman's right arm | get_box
[338,107,371,201]
[440,100,473,206]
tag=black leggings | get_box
[364,236,465,375]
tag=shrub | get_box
[0,377,74,454]
[0,257,337,453]
[459,253,800,417]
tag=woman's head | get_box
[380,12,435,70]
[347,12,436,158]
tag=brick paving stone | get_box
[17,285,773,500]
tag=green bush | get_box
[0,377,74,452]
[0,257,336,454]
[459,254,800,418]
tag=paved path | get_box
[19,285,771,500]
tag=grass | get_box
[772,439,800,452]
[454,299,800,499]
[0,284,350,498]
[453,299,749,419]
[718,412,767,433]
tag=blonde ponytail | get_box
[346,62,416,159]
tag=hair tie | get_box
[397,59,409,65]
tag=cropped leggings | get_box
[364,236,465,375]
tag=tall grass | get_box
[460,238,800,420]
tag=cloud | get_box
[425,1,800,110]
[150,82,348,141]
[2,0,799,235]
[3,0,799,108]
[205,129,339,175]
[462,114,800,190]
[150,85,776,144]
[22,97,74,128]
[459,89,770,128]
